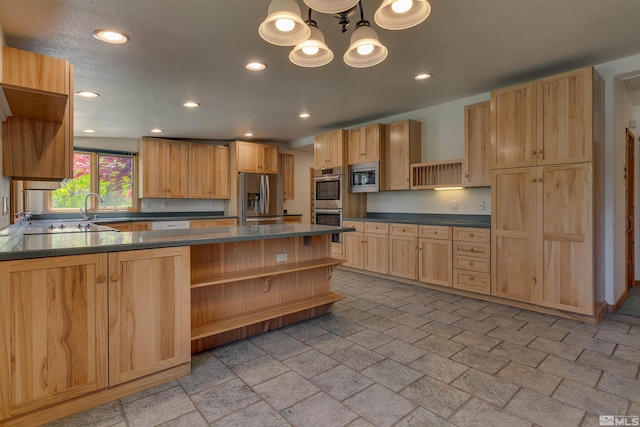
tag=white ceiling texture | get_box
[1,0,640,143]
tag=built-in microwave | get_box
[348,161,379,193]
[314,166,342,209]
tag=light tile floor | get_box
[46,269,640,427]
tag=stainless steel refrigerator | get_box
[238,172,284,225]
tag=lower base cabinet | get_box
[389,223,418,280]
[418,225,453,287]
[0,247,191,423]
[342,221,389,274]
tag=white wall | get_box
[281,148,313,224]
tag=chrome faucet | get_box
[81,193,104,220]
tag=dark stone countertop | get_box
[343,213,491,229]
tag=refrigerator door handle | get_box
[265,175,270,214]
[259,175,265,214]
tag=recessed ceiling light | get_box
[92,29,129,44]
[246,62,267,71]
[75,90,100,98]
[150,128,163,133]
[82,129,97,133]
[183,101,200,108]
[299,112,311,118]
[244,132,254,137]
[415,73,432,80]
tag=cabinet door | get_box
[463,101,491,187]
[2,46,69,94]
[418,238,452,287]
[385,120,421,190]
[365,233,389,274]
[491,82,536,169]
[314,133,328,169]
[189,143,214,198]
[140,138,168,198]
[280,153,294,199]
[326,130,345,169]
[491,168,537,302]
[0,254,108,419]
[131,221,152,231]
[211,145,230,199]
[537,163,593,314]
[260,145,279,174]
[167,141,189,198]
[348,128,364,165]
[108,247,190,385]
[343,232,364,269]
[537,67,593,165]
[236,141,260,173]
[389,235,418,280]
[108,222,132,232]
[363,124,383,163]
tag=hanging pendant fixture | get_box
[259,0,430,68]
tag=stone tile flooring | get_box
[47,270,640,427]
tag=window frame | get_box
[46,149,139,213]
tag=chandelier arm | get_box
[358,0,364,22]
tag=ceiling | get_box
[2,0,640,144]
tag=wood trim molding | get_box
[608,288,629,313]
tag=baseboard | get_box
[609,288,629,313]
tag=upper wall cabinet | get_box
[189,143,230,199]
[463,101,491,187]
[491,66,596,169]
[314,129,347,169]
[383,119,421,191]
[139,137,189,198]
[235,141,278,174]
[348,124,386,165]
[1,46,73,180]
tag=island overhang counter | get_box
[0,223,352,426]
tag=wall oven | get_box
[314,166,342,209]
[314,209,343,243]
[348,161,380,193]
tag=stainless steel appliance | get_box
[238,172,284,225]
[314,208,343,243]
[313,166,342,209]
[348,161,380,193]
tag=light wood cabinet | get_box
[131,221,153,231]
[139,137,189,198]
[453,227,490,295]
[364,222,389,274]
[2,46,73,180]
[463,101,491,187]
[491,66,603,316]
[389,223,418,280]
[108,247,191,385]
[537,67,594,165]
[418,225,452,287]
[189,143,230,199]
[343,221,365,269]
[107,221,132,232]
[190,218,237,228]
[283,215,302,224]
[314,129,347,169]
[236,141,278,174]
[280,153,294,199]
[348,124,386,165]
[0,254,109,419]
[491,81,537,169]
[383,119,421,190]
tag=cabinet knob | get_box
[469,233,474,237]
[111,273,120,282]
[469,261,474,265]
[469,277,474,281]
[96,274,106,283]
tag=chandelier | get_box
[258,0,431,68]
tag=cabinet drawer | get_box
[365,222,389,235]
[453,241,490,258]
[191,218,237,228]
[453,227,490,243]
[389,223,418,236]
[453,255,490,273]
[419,225,452,240]
[343,220,364,232]
[453,270,490,295]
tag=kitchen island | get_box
[0,223,350,426]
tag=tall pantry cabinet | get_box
[491,66,604,316]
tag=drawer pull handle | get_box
[469,262,474,265]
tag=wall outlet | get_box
[477,201,485,211]
[276,253,288,262]
[449,200,458,211]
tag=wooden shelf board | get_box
[0,84,68,123]
[191,292,345,340]
[191,257,344,288]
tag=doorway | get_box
[626,128,636,291]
